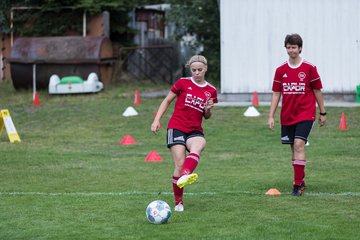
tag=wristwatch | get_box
[320,112,327,116]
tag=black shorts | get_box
[281,120,314,144]
[167,128,204,149]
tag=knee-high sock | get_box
[292,159,306,185]
[181,153,200,176]
[172,176,183,205]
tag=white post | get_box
[10,9,14,47]
[83,11,86,37]
[33,64,36,99]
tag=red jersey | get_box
[168,77,218,133]
[272,59,323,125]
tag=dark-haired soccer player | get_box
[268,33,327,196]
[151,55,218,211]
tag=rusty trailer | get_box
[8,36,114,90]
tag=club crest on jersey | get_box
[204,91,211,100]
[298,72,306,81]
[185,93,205,112]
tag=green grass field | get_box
[0,81,359,240]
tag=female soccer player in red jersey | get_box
[151,55,218,211]
[268,34,327,196]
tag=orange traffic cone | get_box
[265,188,281,195]
[134,89,141,106]
[252,91,259,107]
[33,91,40,107]
[339,112,348,130]
[119,134,137,145]
[145,150,163,162]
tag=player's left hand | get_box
[318,115,326,127]
[205,98,215,110]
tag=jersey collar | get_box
[190,77,208,87]
[287,57,303,69]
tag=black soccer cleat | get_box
[292,185,303,196]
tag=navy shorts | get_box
[281,120,314,144]
[166,128,204,149]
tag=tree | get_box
[166,0,220,84]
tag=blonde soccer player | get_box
[151,55,218,211]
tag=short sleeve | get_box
[310,66,323,89]
[212,90,218,103]
[272,68,282,92]
[171,79,183,95]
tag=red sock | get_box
[181,153,200,176]
[172,176,183,205]
[292,159,306,185]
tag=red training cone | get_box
[134,89,141,106]
[339,112,348,130]
[252,91,259,107]
[119,134,137,145]
[145,150,163,162]
[33,91,40,107]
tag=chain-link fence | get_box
[119,40,183,84]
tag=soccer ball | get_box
[146,200,171,224]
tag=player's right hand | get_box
[151,121,161,134]
[268,117,275,130]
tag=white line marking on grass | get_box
[306,192,360,196]
[0,191,360,196]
